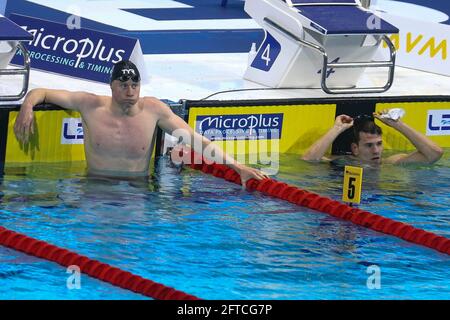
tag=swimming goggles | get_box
[116,74,140,83]
[353,114,374,126]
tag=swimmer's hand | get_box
[235,164,270,189]
[373,109,402,128]
[14,102,35,144]
[334,114,354,132]
[169,144,269,187]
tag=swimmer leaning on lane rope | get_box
[14,60,269,185]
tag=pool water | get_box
[0,152,449,300]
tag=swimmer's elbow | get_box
[23,89,47,108]
[427,147,444,164]
[26,88,44,99]
[301,154,311,161]
[301,154,321,162]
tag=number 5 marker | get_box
[342,166,363,205]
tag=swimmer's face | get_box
[111,79,140,106]
[351,132,383,164]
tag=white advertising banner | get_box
[377,12,450,76]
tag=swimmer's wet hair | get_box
[110,60,141,84]
[353,118,382,143]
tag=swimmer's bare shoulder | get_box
[142,96,172,116]
[141,96,187,133]
[67,91,105,113]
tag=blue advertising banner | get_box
[196,113,283,141]
[0,14,33,41]
[9,14,139,83]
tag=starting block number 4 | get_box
[262,45,271,66]
[251,32,281,72]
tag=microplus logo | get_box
[9,14,137,83]
[426,109,450,136]
[196,113,283,141]
[21,26,125,69]
[61,118,84,145]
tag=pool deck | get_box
[1,0,450,104]
[1,52,450,106]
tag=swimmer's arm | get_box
[377,118,443,164]
[302,115,353,161]
[15,89,97,143]
[384,151,427,164]
[21,88,96,112]
[154,99,268,184]
[385,149,443,165]
[301,127,342,161]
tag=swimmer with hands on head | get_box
[302,110,443,165]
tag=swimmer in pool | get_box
[14,60,268,185]
[301,113,443,165]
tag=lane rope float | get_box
[188,153,450,256]
[0,226,200,300]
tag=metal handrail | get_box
[0,41,31,101]
[263,17,397,94]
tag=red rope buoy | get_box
[190,155,450,256]
[0,226,200,300]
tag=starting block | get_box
[0,14,33,101]
[243,0,399,94]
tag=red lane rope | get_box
[2,154,448,299]
[189,154,450,256]
[0,226,200,300]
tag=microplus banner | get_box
[9,14,146,83]
[195,113,283,141]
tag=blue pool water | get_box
[0,152,449,300]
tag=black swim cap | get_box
[110,60,141,83]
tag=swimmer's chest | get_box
[84,114,157,157]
